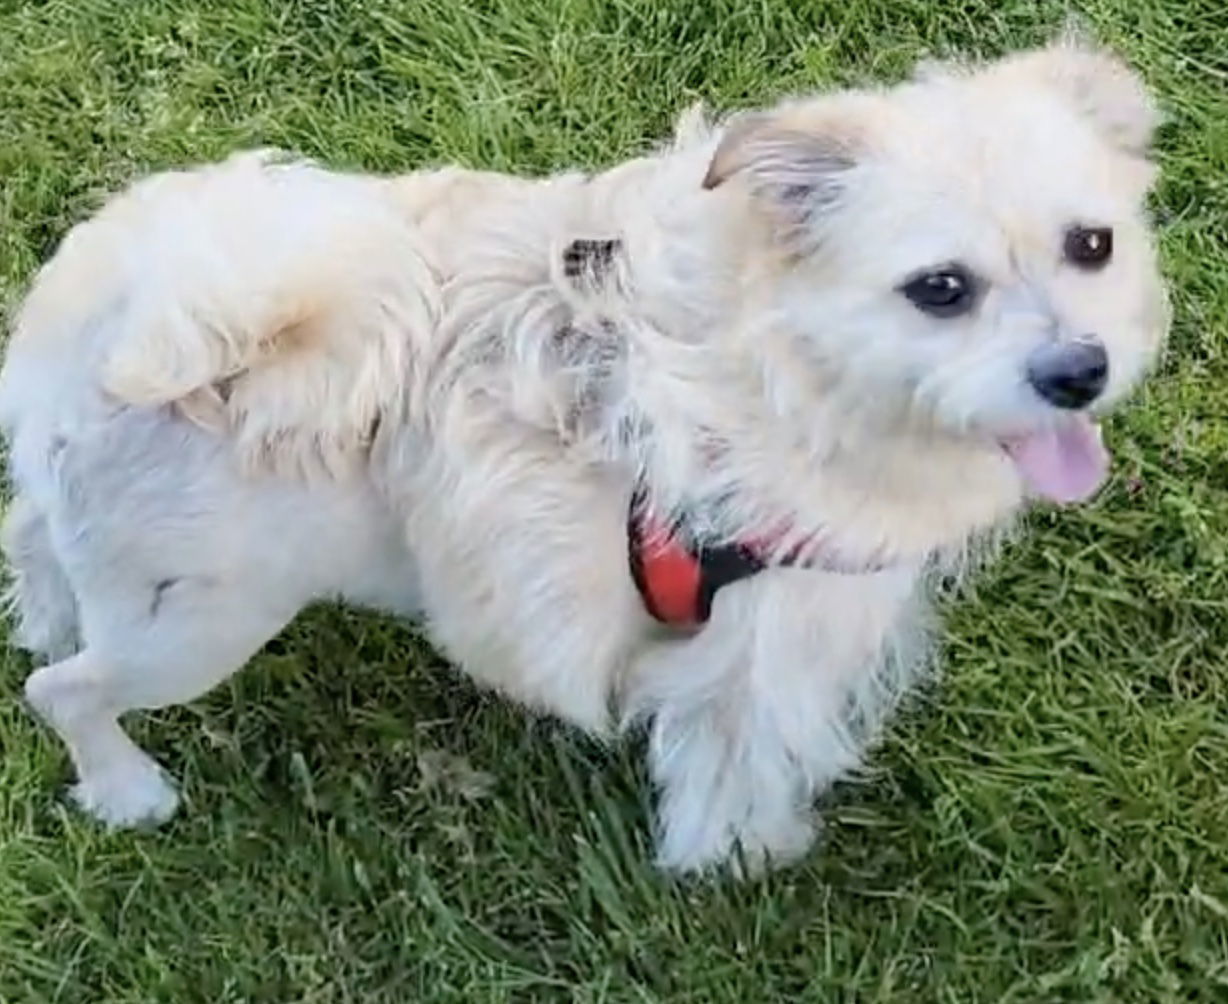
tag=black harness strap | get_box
[693,542,766,622]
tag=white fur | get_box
[0,40,1167,872]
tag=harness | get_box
[626,496,780,627]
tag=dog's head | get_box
[704,39,1168,506]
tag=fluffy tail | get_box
[7,151,440,476]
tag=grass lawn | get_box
[1,0,1226,1000]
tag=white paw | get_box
[656,805,819,876]
[70,759,180,828]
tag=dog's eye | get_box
[1064,225,1113,269]
[899,266,976,318]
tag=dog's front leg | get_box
[625,567,926,875]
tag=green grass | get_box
[1,0,1226,1000]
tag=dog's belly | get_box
[40,405,419,623]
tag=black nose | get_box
[1026,338,1109,409]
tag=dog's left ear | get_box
[1006,39,1158,156]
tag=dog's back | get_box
[1,152,443,481]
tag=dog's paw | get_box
[69,760,180,828]
[655,805,820,877]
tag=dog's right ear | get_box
[707,111,859,193]
[701,107,861,215]
[701,106,865,254]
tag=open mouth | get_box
[999,413,1109,504]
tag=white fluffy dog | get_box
[0,39,1167,872]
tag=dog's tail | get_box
[6,151,440,476]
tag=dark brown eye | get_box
[1064,225,1113,269]
[900,265,977,318]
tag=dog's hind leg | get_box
[2,496,80,661]
[24,579,293,827]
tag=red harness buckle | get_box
[627,497,769,627]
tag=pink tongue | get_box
[1002,416,1110,504]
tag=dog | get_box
[0,38,1167,873]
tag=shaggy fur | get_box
[0,39,1168,872]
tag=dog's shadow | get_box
[8,602,965,986]
[126,603,655,868]
[8,597,953,883]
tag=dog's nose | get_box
[1026,338,1109,409]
